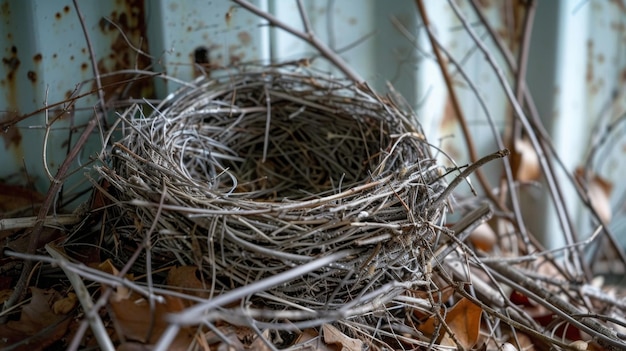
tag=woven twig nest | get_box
[96,68,448,313]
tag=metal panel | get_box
[147,0,269,96]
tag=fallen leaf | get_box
[0,288,71,351]
[0,183,44,213]
[584,171,612,223]
[53,292,77,314]
[569,340,589,350]
[322,324,363,351]
[511,137,540,182]
[96,259,133,298]
[293,328,335,350]
[419,297,482,349]
[469,222,496,251]
[166,266,209,298]
[109,288,194,349]
[0,289,12,304]
[248,329,274,351]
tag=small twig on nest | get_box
[429,149,510,216]
[231,0,364,83]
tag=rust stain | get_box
[237,31,251,46]
[80,62,89,71]
[225,6,235,27]
[63,5,70,13]
[439,96,457,132]
[228,44,245,66]
[33,53,42,62]
[1,43,22,153]
[27,70,37,83]
[94,0,154,101]
[0,112,22,150]
[2,45,20,81]
[610,0,626,13]
[55,12,62,20]
[586,40,593,84]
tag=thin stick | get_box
[414,0,504,211]
[153,251,352,351]
[445,0,587,280]
[74,0,107,121]
[231,0,364,83]
[429,149,510,216]
[46,245,115,351]
[1,0,110,320]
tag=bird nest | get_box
[95,67,448,315]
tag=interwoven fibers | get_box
[97,68,448,310]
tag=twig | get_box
[153,251,353,351]
[396,10,533,255]
[512,0,536,141]
[445,0,587,280]
[429,149,510,216]
[1,0,110,320]
[0,214,81,231]
[414,0,504,213]
[231,0,364,83]
[74,0,108,121]
[46,245,115,351]
[484,259,626,350]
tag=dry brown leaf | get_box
[109,292,194,349]
[0,183,44,213]
[0,287,71,351]
[293,328,335,350]
[322,324,363,351]
[0,289,12,304]
[52,292,77,314]
[587,175,612,223]
[96,259,133,298]
[418,297,482,349]
[166,265,209,298]
[575,168,613,223]
[511,137,540,182]
[469,222,496,251]
[248,329,275,351]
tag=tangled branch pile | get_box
[96,68,449,323]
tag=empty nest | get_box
[95,67,449,316]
